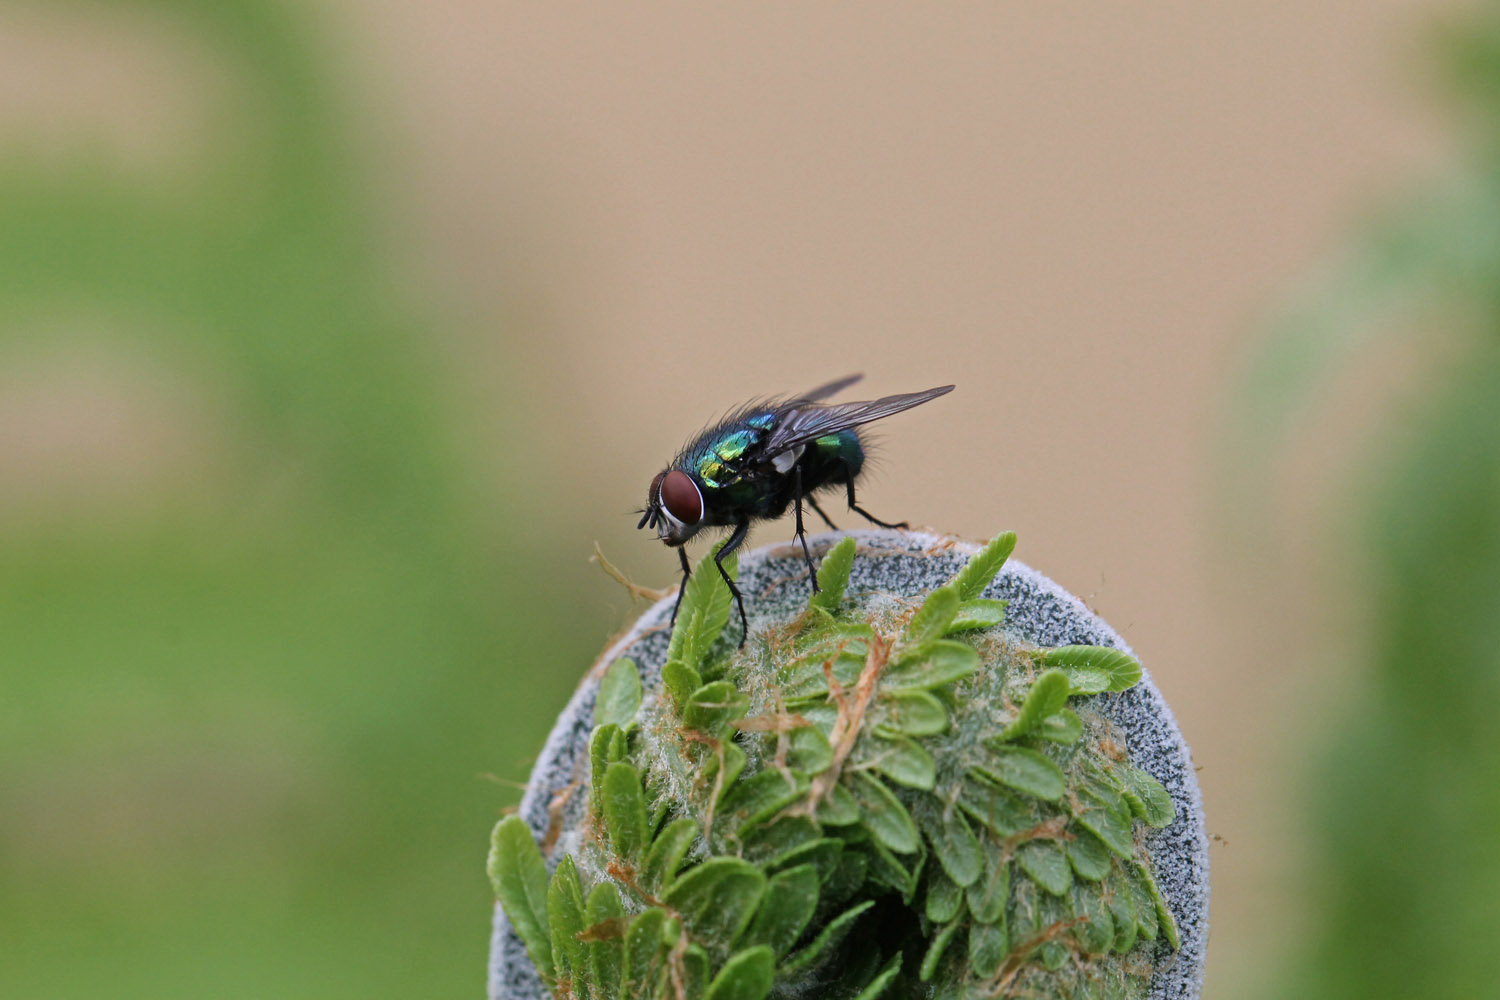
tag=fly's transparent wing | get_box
[761,385,955,457]
[797,373,863,402]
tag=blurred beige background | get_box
[1,2,1461,997]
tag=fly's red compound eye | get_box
[659,469,704,525]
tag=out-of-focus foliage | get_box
[0,1,591,997]
[1237,5,1500,998]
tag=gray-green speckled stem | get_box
[488,529,1208,998]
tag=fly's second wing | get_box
[796,373,863,403]
[757,385,955,461]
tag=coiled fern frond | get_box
[491,533,1180,999]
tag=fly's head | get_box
[637,468,705,547]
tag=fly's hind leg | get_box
[843,465,909,530]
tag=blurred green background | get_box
[0,1,597,996]
[1,1,1495,998]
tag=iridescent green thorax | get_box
[685,422,865,496]
[690,427,762,489]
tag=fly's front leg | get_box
[670,545,692,626]
[716,516,752,647]
[844,464,908,530]
[792,464,820,594]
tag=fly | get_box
[637,374,954,645]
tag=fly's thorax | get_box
[690,426,764,489]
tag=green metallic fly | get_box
[638,374,954,643]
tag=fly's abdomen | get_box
[807,429,864,481]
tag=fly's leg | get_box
[670,546,692,626]
[806,494,838,531]
[793,465,820,594]
[716,516,752,647]
[844,465,908,530]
